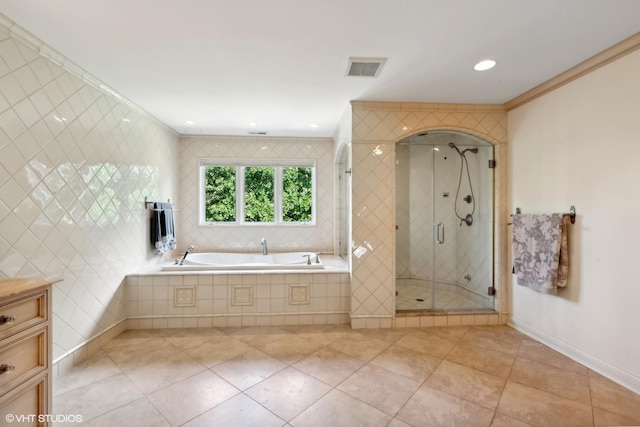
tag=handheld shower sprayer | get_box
[449,142,477,227]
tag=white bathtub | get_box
[161,252,324,271]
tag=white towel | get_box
[512,213,569,294]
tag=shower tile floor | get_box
[396,284,488,311]
[52,325,640,426]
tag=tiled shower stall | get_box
[346,101,509,328]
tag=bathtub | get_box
[161,252,324,271]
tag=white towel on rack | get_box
[512,213,569,294]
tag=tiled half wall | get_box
[349,102,509,328]
[124,271,351,328]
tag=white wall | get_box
[178,135,335,254]
[508,49,640,393]
[0,22,179,361]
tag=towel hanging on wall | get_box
[150,202,176,254]
[511,213,569,294]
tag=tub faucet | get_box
[261,238,268,255]
[179,245,195,265]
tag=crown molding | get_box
[506,32,640,111]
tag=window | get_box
[200,159,315,225]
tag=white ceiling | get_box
[1,1,639,137]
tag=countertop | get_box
[0,277,62,300]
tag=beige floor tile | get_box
[53,352,121,396]
[293,347,364,387]
[394,332,459,358]
[147,370,240,425]
[589,370,640,423]
[292,327,350,346]
[253,334,325,364]
[53,373,144,425]
[81,397,170,427]
[355,327,408,343]
[291,389,392,427]
[593,406,640,427]
[183,336,253,367]
[461,327,524,356]
[163,327,226,349]
[125,349,207,394]
[446,341,515,378]
[396,384,494,427]
[228,325,290,347]
[369,343,442,382]
[496,381,593,427]
[337,363,422,416]
[387,418,412,427]
[425,360,505,410]
[510,357,591,405]
[183,393,285,427]
[490,413,534,427]
[102,339,177,372]
[327,332,391,361]
[517,339,588,376]
[423,326,471,340]
[51,325,640,427]
[212,348,287,390]
[245,366,332,421]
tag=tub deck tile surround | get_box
[124,256,352,331]
[53,325,640,426]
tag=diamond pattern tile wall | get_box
[0,23,178,360]
[178,136,334,254]
[350,101,508,323]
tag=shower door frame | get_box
[395,132,495,313]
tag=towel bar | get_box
[508,205,576,225]
[144,197,176,211]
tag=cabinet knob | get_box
[0,315,16,325]
[0,364,15,374]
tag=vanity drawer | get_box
[0,292,47,339]
[0,372,48,427]
[0,327,47,396]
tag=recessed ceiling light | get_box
[474,60,496,71]
[310,123,318,128]
[249,122,257,127]
[185,120,194,125]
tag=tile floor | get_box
[396,284,486,311]
[53,325,640,427]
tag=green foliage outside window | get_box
[203,163,313,224]
[282,167,312,222]
[244,167,275,222]
[204,166,236,222]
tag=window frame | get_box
[199,158,317,226]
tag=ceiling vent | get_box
[346,57,386,78]
[248,131,268,135]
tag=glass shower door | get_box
[432,142,495,311]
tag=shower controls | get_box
[442,192,449,198]
[463,195,472,203]
[464,274,471,281]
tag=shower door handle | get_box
[436,223,445,244]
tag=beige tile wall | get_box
[349,102,509,327]
[178,135,335,254]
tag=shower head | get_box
[448,142,462,155]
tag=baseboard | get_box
[508,316,640,395]
[52,318,127,378]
